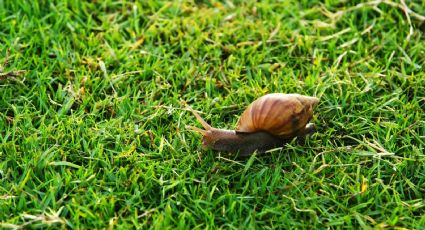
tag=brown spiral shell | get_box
[235,93,319,137]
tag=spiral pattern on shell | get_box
[235,93,319,137]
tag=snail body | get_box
[186,93,319,156]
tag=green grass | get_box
[1,0,424,229]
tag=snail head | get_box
[184,105,223,148]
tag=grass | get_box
[0,0,424,228]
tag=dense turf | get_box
[1,0,424,229]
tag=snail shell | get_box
[235,93,319,137]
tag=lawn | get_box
[0,0,424,229]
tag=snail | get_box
[185,93,320,157]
